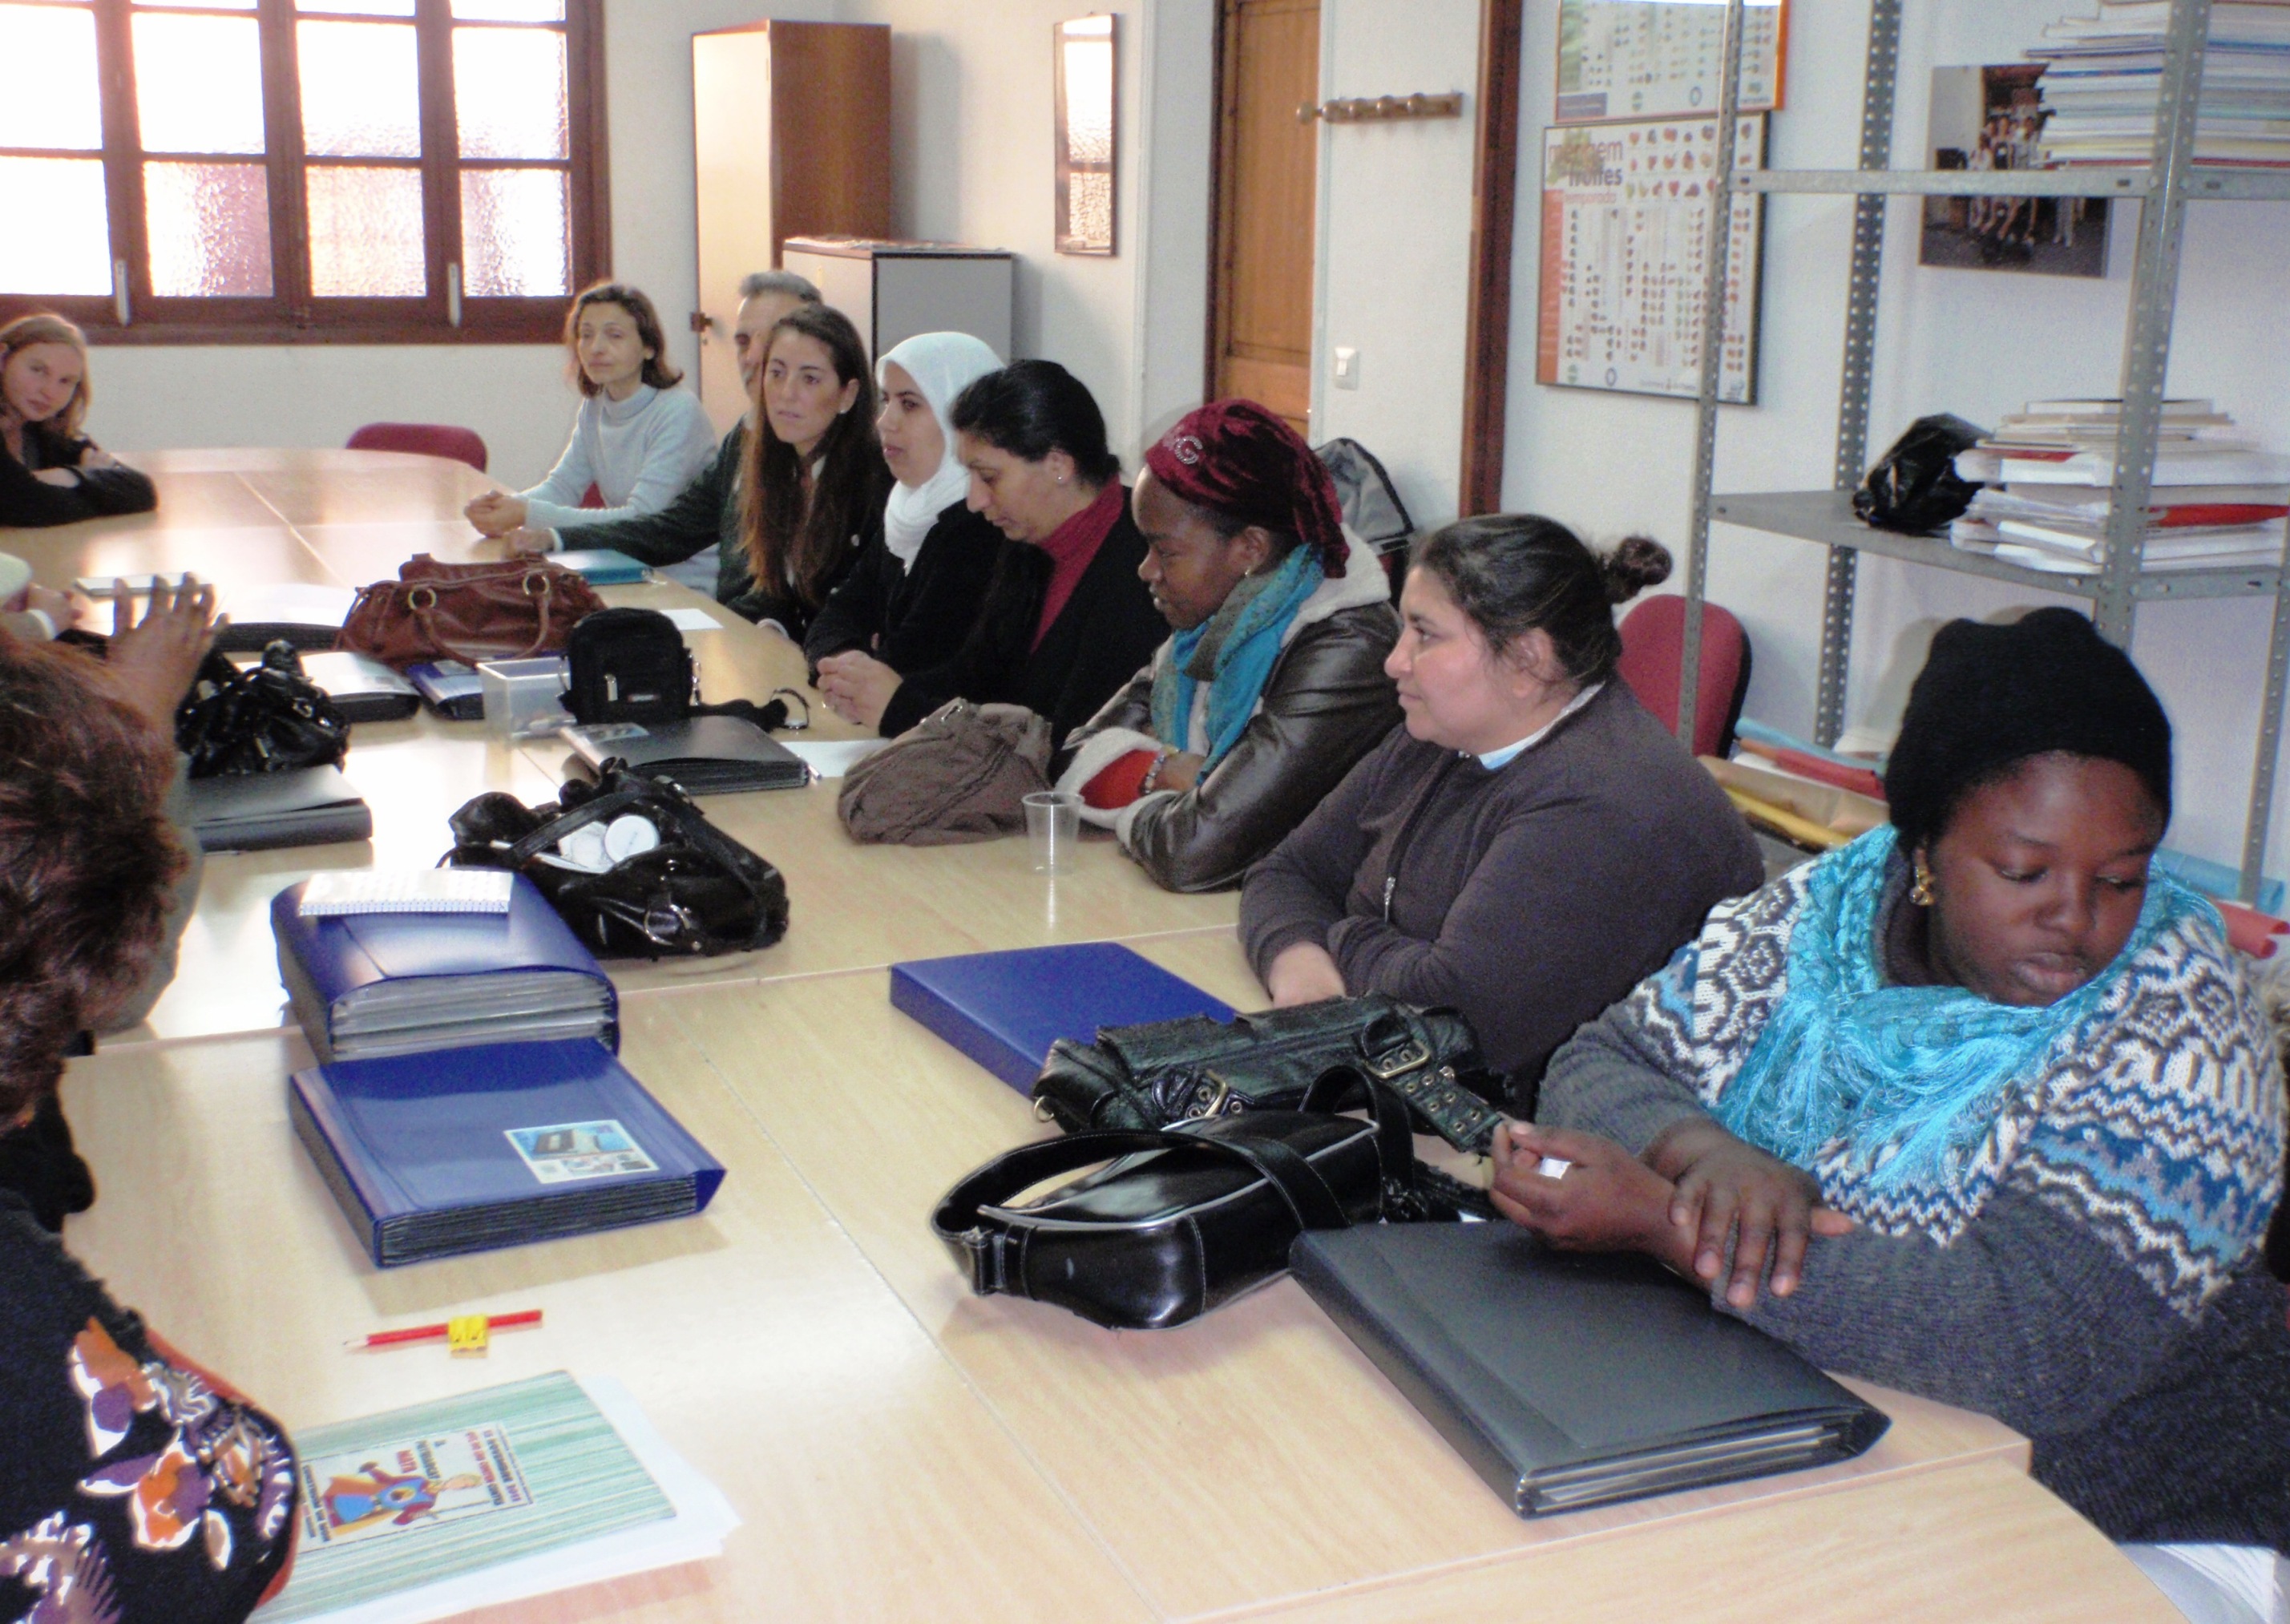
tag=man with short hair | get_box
[504,271,822,605]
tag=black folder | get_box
[559,716,810,794]
[1289,1222,1889,1517]
[186,765,374,853]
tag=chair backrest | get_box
[1615,595,1752,760]
[345,422,489,473]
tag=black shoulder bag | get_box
[442,766,789,958]
[174,640,353,778]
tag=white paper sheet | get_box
[782,738,888,778]
[660,606,723,632]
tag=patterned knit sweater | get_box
[1537,852,2290,1549]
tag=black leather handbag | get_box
[442,766,789,958]
[1032,994,1506,1153]
[174,641,352,778]
[934,1069,1470,1330]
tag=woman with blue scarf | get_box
[1058,400,1400,891]
[1500,608,2289,1605]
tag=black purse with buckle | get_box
[1030,994,1506,1154]
[174,640,353,778]
[442,766,789,958]
[934,1068,1472,1330]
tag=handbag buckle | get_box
[1363,1039,1430,1080]
[1176,1073,1239,1120]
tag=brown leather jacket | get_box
[1058,535,1400,892]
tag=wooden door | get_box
[1209,0,1319,435]
[692,26,779,430]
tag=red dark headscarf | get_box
[1142,400,1348,575]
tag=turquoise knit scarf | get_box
[1149,544,1323,770]
[1715,824,2210,1198]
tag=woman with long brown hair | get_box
[729,303,891,640]
[0,312,157,527]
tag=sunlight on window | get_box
[308,166,426,296]
[451,0,563,18]
[297,0,413,12]
[139,0,255,9]
[135,12,265,156]
[462,168,567,296]
[0,5,102,151]
[299,19,420,157]
[454,26,566,160]
[0,157,112,293]
[146,162,273,295]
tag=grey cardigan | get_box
[1240,681,1763,1102]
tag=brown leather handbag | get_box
[337,553,607,671]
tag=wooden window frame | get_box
[1,0,608,345]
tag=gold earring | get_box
[1911,861,1935,907]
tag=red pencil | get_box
[346,1310,543,1351]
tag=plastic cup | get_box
[1024,790,1082,874]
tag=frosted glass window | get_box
[135,13,265,155]
[454,27,565,160]
[0,157,113,293]
[146,162,273,295]
[138,0,255,9]
[0,6,101,151]
[452,0,563,18]
[1053,16,1116,256]
[297,0,413,12]
[298,20,420,157]
[307,165,426,296]
[461,168,567,295]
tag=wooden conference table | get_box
[7,450,2176,1622]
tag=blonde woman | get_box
[0,313,156,527]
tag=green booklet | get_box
[259,1371,705,1622]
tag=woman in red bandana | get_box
[1056,400,1401,891]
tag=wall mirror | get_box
[1054,15,1117,255]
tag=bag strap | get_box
[403,569,563,666]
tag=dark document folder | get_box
[188,766,373,852]
[1290,1222,1889,1517]
[289,1037,725,1267]
[561,716,810,794]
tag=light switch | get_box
[1333,345,1359,389]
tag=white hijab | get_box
[878,331,1003,570]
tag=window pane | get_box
[145,161,272,295]
[454,27,565,160]
[453,0,563,18]
[461,168,566,296]
[137,1,256,9]
[135,13,265,155]
[298,0,413,12]
[0,157,111,293]
[0,6,102,150]
[307,165,425,296]
[298,20,419,157]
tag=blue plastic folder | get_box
[890,943,1235,1093]
[289,1038,725,1267]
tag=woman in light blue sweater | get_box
[466,282,716,536]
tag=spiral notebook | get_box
[299,871,515,916]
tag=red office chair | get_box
[1615,595,1752,760]
[345,422,489,473]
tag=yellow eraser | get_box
[446,1315,490,1355]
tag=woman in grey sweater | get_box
[1498,609,2288,1602]
[1240,515,1763,1107]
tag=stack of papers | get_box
[2030,2,2290,168]
[1949,399,2290,574]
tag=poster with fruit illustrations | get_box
[1537,113,1765,403]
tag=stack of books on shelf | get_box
[2031,1,2290,168]
[1949,398,2290,574]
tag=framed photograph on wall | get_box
[1555,0,1788,124]
[1055,15,1117,256]
[1536,114,1767,403]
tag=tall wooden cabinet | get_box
[690,22,891,427]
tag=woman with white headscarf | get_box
[806,332,1008,733]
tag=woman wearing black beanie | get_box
[1496,608,2289,1601]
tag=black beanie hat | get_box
[1884,607,2172,850]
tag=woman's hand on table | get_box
[500,526,557,556]
[464,491,527,536]
[1153,750,1206,794]
[816,649,902,730]
[1490,1121,1695,1274]
[79,444,121,470]
[1645,1117,1853,1308]
[1264,941,1347,1007]
[32,466,79,487]
[10,584,82,629]
[107,574,220,736]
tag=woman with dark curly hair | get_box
[0,634,299,1622]
[1241,514,1762,1105]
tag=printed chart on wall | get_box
[1555,0,1788,124]
[1537,115,1766,403]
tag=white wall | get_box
[1496,0,2290,879]
[1309,0,1482,531]
[88,0,836,485]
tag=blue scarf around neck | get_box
[1714,824,2210,1200]
[1149,544,1323,770]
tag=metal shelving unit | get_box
[1676,0,2290,902]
